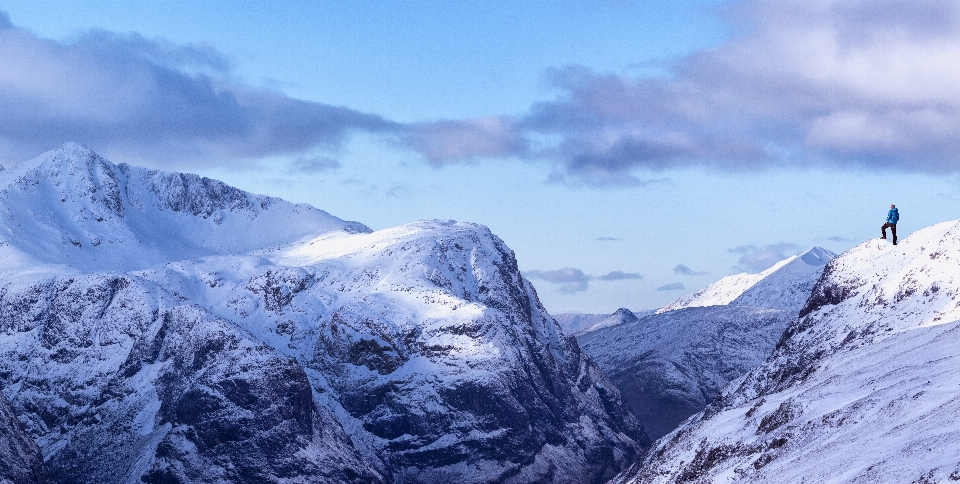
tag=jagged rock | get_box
[0,390,51,484]
[0,274,382,483]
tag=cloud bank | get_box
[657,283,685,291]
[673,264,708,276]
[405,0,960,185]
[7,2,960,182]
[0,12,398,166]
[525,267,642,294]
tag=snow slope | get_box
[657,247,835,314]
[621,221,960,483]
[0,144,646,483]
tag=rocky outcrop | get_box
[0,274,381,483]
[0,391,51,484]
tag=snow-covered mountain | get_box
[552,313,610,334]
[0,144,646,483]
[0,142,368,273]
[656,247,836,314]
[620,222,960,482]
[580,308,639,333]
[0,391,50,484]
[576,248,833,440]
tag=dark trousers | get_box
[881,223,897,243]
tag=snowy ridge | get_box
[621,221,960,483]
[656,247,836,314]
[0,143,368,273]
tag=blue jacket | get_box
[887,208,899,224]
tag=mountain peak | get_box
[625,221,960,482]
[55,141,96,157]
[579,307,640,333]
[612,307,637,319]
[799,246,834,266]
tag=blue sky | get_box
[3,1,960,313]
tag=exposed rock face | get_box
[619,222,960,483]
[577,306,790,440]
[0,274,381,484]
[0,144,647,483]
[0,391,51,484]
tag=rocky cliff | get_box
[0,391,51,484]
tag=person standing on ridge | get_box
[881,204,899,245]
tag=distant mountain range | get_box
[576,248,836,439]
